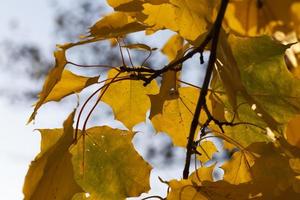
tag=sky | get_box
[0,1,54,199]
[0,1,211,199]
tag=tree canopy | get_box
[24,0,300,199]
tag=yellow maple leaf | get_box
[102,69,159,130]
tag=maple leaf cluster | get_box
[24,0,300,199]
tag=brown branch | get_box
[182,0,229,179]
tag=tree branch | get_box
[182,0,229,179]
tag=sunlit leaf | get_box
[213,35,300,147]
[102,70,159,130]
[149,34,184,118]
[151,87,210,147]
[190,163,215,183]
[88,12,147,39]
[28,48,67,123]
[225,0,300,37]
[230,35,300,125]
[44,70,99,103]
[169,0,214,41]
[162,34,184,62]
[70,126,151,199]
[141,3,178,33]
[221,150,254,184]
[196,140,218,163]
[167,179,255,200]
[23,110,83,200]
[107,0,144,12]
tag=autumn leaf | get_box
[141,2,178,33]
[149,34,184,118]
[166,180,207,200]
[107,0,144,12]
[151,87,211,147]
[168,0,214,41]
[70,126,152,200]
[166,179,256,200]
[212,35,300,147]
[44,69,99,103]
[248,142,299,198]
[190,163,215,183]
[23,110,83,200]
[225,0,300,37]
[162,34,185,62]
[28,48,67,123]
[221,150,254,185]
[196,140,218,163]
[230,35,300,124]
[102,69,159,130]
[88,12,147,39]
[286,115,300,148]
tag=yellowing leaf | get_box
[107,0,144,12]
[151,87,210,147]
[149,71,178,118]
[102,70,159,130]
[28,48,67,123]
[149,34,184,118]
[229,35,300,125]
[222,99,272,147]
[162,34,184,62]
[289,158,300,174]
[167,179,255,200]
[247,142,298,198]
[70,126,151,200]
[190,164,215,183]
[196,141,218,163]
[23,110,83,200]
[221,150,254,185]
[225,0,300,37]
[88,12,147,39]
[291,3,300,37]
[141,3,178,33]
[212,35,300,147]
[286,115,300,148]
[169,0,213,40]
[44,70,99,103]
[167,180,207,200]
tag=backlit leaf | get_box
[88,12,147,39]
[151,87,210,147]
[286,115,300,148]
[141,3,178,33]
[70,126,151,199]
[229,35,300,125]
[107,0,144,12]
[28,48,67,123]
[225,0,300,37]
[167,179,255,200]
[196,140,218,163]
[149,34,184,118]
[44,70,99,103]
[221,150,254,184]
[23,110,83,200]
[213,35,300,147]
[102,70,159,130]
[169,0,214,41]
[190,164,215,183]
